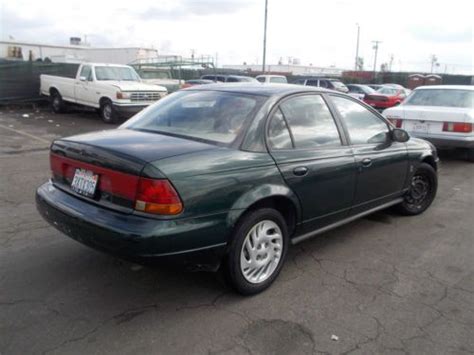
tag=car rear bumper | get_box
[36,182,228,270]
[408,133,474,149]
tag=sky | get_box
[1,0,473,74]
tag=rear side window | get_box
[306,79,319,87]
[226,77,239,82]
[273,95,341,149]
[268,109,292,149]
[331,96,389,145]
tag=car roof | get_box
[185,83,328,96]
[414,85,474,91]
[256,74,286,78]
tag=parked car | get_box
[135,67,181,93]
[346,84,376,100]
[256,75,288,84]
[200,74,257,83]
[40,63,168,123]
[181,79,214,89]
[36,84,438,295]
[293,78,349,93]
[383,85,474,161]
[364,87,407,110]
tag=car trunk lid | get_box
[50,129,215,213]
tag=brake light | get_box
[135,178,183,215]
[442,122,472,133]
[388,118,403,128]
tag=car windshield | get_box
[404,89,474,108]
[139,71,171,79]
[95,66,140,81]
[361,86,376,94]
[121,91,265,145]
[377,87,398,95]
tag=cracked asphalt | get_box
[1,106,473,355]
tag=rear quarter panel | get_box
[151,148,300,226]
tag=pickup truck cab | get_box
[40,63,168,123]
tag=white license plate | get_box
[71,169,99,197]
[412,122,429,133]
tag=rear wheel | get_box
[466,148,474,162]
[100,100,117,124]
[225,208,289,295]
[396,163,437,215]
[51,91,65,113]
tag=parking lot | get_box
[1,106,473,355]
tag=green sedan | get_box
[36,84,438,295]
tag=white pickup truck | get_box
[40,63,168,123]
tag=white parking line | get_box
[0,123,51,144]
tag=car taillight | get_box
[135,177,183,215]
[388,118,403,128]
[442,122,472,133]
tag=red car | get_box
[364,87,407,110]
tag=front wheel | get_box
[100,101,117,124]
[225,208,289,295]
[396,163,437,215]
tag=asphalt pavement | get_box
[1,105,473,355]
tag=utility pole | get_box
[372,40,381,81]
[262,0,268,73]
[354,23,360,71]
[430,54,438,73]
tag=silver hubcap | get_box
[53,97,60,109]
[103,105,112,120]
[240,220,283,284]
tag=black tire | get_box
[51,91,65,113]
[466,148,474,162]
[396,163,437,215]
[100,100,117,124]
[224,208,289,295]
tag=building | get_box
[0,39,159,65]
[223,64,345,77]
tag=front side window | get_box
[277,95,341,149]
[331,96,389,145]
[122,91,265,145]
[306,79,319,87]
[256,77,265,83]
[80,66,92,81]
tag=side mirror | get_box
[79,76,87,81]
[392,128,410,143]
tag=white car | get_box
[383,85,474,161]
[256,75,288,84]
[41,63,168,123]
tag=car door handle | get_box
[361,158,372,167]
[293,166,308,176]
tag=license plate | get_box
[71,169,99,197]
[412,122,429,133]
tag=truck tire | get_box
[100,100,117,124]
[51,91,65,113]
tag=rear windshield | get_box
[377,87,398,95]
[330,80,347,89]
[270,77,287,83]
[404,89,474,108]
[121,91,266,145]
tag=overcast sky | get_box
[1,0,473,74]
